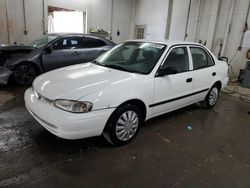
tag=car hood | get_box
[0,45,36,51]
[33,63,139,100]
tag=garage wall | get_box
[187,0,250,78]
[168,0,191,41]
[0,0,9,44]
[0,0,135,44]
[134,0,169,39]
[112,0,136,43]
[212,0,250,77]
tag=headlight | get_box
[54,99,92,113]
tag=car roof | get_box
[125,39,204,47]
[48,33,115,44]
[48,33,103,38]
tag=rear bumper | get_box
[0,67,12,85]
[24,88,115,140]
[222,76,229,89]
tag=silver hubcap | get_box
[209,87,218,106]
[115,111,139,141]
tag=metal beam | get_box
[184,0,192,41]
[165,0,173,39]
[193,0,201,42]
[206,0,221,49]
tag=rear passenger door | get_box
[82,36,110,62]
[189,46,216,101]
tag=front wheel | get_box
[13,64,38,86]
[103,104,142,146]
[201,85,219,109]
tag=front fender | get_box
[6,50,42,71]
[80,78,155,118]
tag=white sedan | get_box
[25,40,228,145]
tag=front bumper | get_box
[0,66,12,85]
[24,88,115,139]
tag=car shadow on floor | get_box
[30,103,201,152]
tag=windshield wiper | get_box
[91,60,104,66]
[92,62,143,74]
[104,64,129,72]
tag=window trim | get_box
[188,46,215,70]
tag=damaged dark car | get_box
[0,33,115,85]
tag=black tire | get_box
[201,85,220,109]
[13,63,38,86]
[103,104,142,146]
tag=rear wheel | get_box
[103,104,142,146]
[201,85,219,109]
[13,63,38,86]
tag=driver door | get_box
[42,36,83,71]
[151,46,194,116]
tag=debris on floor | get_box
[156,132,171,143]
[187,124,193,131]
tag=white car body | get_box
[24,40,228,140]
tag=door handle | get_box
[186,78,193,83]
[212,72,216,76]
[72,51,80,55]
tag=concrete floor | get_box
[0,86,250,188]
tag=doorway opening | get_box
[48,6,87,34]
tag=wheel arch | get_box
[118,99,147,121]
[212,80,222,91]
[16,61,42,74]
[103,99,147,132]
[9,61,41,84]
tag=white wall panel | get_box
[135,0,168,40]
[0,0,9,44]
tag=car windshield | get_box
[94,42,166,74]
[27,34,59,47]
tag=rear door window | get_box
[190,47,214,70]
[82,37,107,48]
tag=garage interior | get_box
[1,0,250,187]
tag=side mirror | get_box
[156,66,177,77]
[218,56,229,64]
[45,45,53,53]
